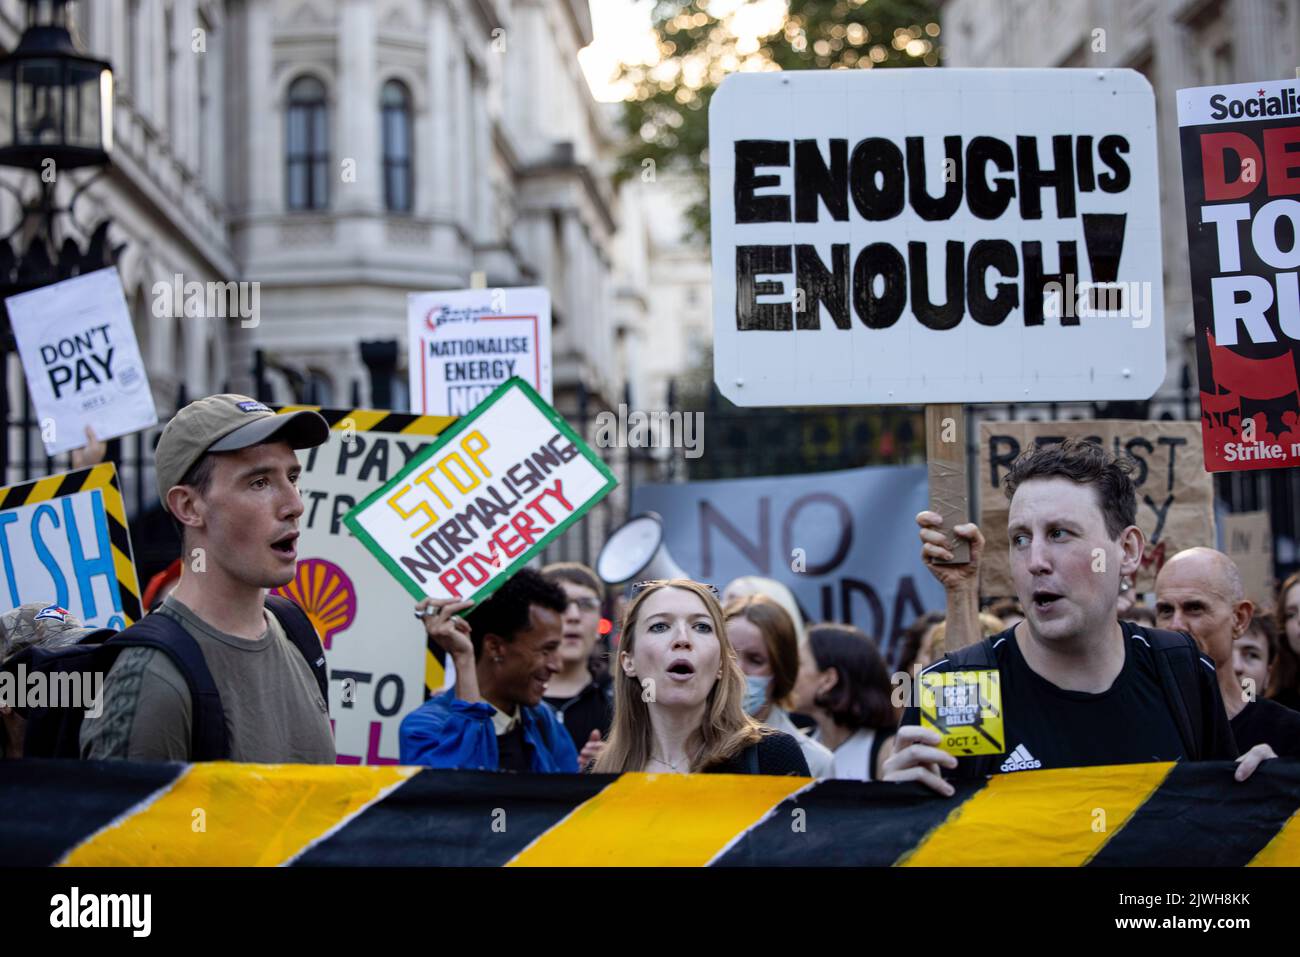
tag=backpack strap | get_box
[108,615,229,761]
[944,635,1000,670]
[265,594,329,711]
[1130,623,1202,760]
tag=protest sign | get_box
[407,286,551,415]
[271,406,454,765]
[6,267,157,455]
[631,463,944,661]
[977,420,1214,596]
[345,378,616,605]
[709,69,1165,407]
[1178,77,1300,472]
[1220,510,1274,608]
[0,464,142,630]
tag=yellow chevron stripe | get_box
[26,474,66,506]
[899,762,1174,867]
[404,415,456,436]
[340,410,389,432]
[112,547,139,623]
[1248,808,1300,866]
[81,463,116,492]
[507,771,809,867]
[60,763,417,867]
[275,406,454,437]
[425,648,445,693]
[100,486,128,531]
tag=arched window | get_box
[286,76,329,210]
[381,80,413,212]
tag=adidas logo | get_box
[1000,744,1042,773]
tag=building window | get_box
[286,76,329,211]
[381,80,413,213]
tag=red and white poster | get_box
[406,286,551,416]
[1178,77,1300,472]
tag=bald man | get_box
[1155,548,1300,757]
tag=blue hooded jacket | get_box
[399,690,579,772]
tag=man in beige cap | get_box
[80,395,338,763]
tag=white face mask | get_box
[743,674,772,716]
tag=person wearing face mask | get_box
[791,623,898,781]
[724,594,833,777]
[594,579,809,776]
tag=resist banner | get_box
[6,267,157,455]
[345,379,616,604]
[632,464,943,662]
[977,420,1214,596]
[1178,77,1300,472]
[272,406,454,765]
[709,69,1165,407]
[0,464,142,630]
[407,287,552,415]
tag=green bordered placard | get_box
[343,377,617,607]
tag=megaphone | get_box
[596,512,688,585]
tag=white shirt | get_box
[763,706,835,777]
[814,727,878,781]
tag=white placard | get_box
[406,286,552,414]
[345,379,615,605]
[6,267,157,454]
[709,69,1165,406]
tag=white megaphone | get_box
[596,512,688,585]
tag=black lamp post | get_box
[0,0,118,478]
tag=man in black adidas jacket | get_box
[885,438,1275,796]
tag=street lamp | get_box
[0,0,118,479]
[0,0,113,171]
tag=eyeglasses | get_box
[565,597,601,613]
[630,579,721,599]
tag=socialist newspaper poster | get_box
[271,406,453,765]
[6,267,157,455]
[1179,76,1300,472]
[407,286,552,415]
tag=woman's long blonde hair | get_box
[594,579,763,774]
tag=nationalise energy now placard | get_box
[407,286,552,416]
[1178,76,1300,473]
[345,378,616,605]
[271,405,454,765]
[6,267,156,455]
[709,69,1165,406]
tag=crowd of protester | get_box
[2,393,1298,792]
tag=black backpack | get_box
[5,595,328,761]
[943,622,1215,776]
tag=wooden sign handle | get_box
[926,403,970,565]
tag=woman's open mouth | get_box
[666,659,696,682]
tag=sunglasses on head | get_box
[630,579,721,599]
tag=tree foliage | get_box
[616,0,942,241]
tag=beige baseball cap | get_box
[155,394,329,513]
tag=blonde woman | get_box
[595,579,810,776]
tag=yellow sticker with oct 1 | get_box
[918,669,1005,756]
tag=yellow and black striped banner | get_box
[0,463,142,627]
[4,759,1296,866]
